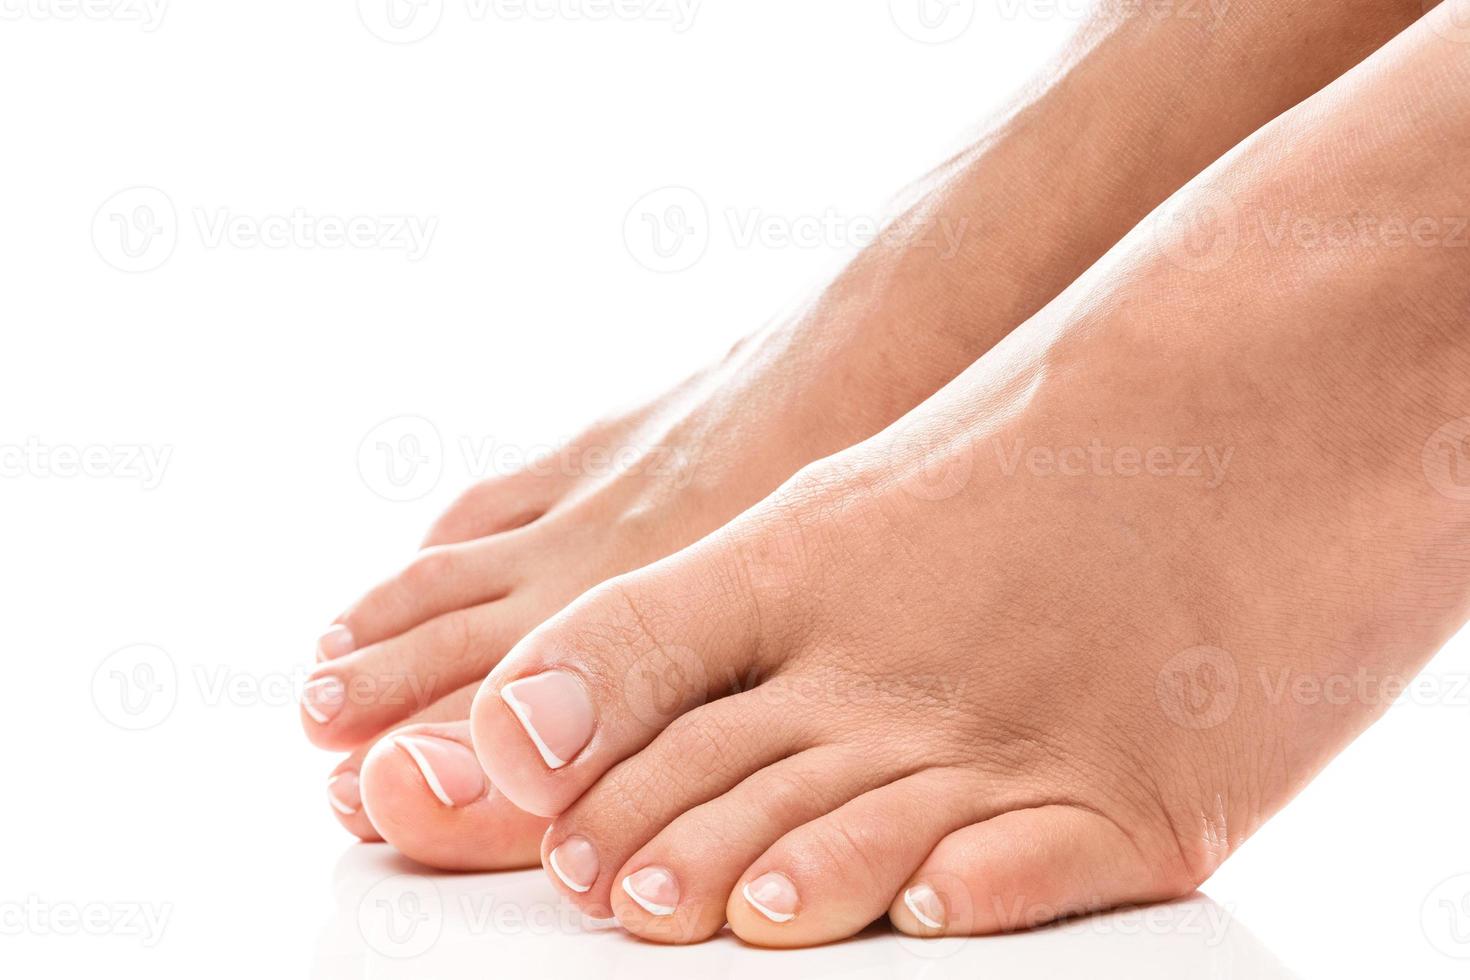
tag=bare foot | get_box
[307,0,1436,869]
[470,10,1470,945]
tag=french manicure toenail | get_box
[622,867,679,917]
[317,624,355,661]
[903,883,945,930]
[548,837,598,893]
[393,735,487,808]
[743,872,798,923]
[326,771,360,816]
[500,670,595,770]
[302,676,345,724]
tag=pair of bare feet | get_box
[303,0,1470,948]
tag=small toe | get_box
[322,533,525,664]
[320,681,486,840]
[304,598,526,751]
[605,744,905,944]
[359,720,547,872]
[419,471,566,548]
[727,768,1011,947]
[324,767,379,842]
[888,805,1189,936]
[537,690,817,922]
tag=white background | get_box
[2,1,1468,977]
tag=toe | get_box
[536,689,814,922]
[324,767,378,842]
[471,535,785,816]
[419,470,566,548]
[304,598,526,750]
[359,720,547,871]
[888,805,1188,936]
[727,768,1011,948]
[321,680,482,841]
[603,744,906,943]
[318,534,524,664]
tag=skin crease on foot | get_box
[470,8,1470,948]
[303,0,1434,871]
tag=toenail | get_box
[317,624,355,661]
[621,867,679,917]
[548,836,599,893]
[393,735,488,808]
[743,872,798,923]
[302,676,345,724]
[326,771,360,816]
[499,670,596,770]
[902,883,946,930]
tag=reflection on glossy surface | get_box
[315,844,1300,980]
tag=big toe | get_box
[469,536,779,817]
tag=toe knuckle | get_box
[796,817,886,891]
[585,580,658,649]
[752,766,834,826]
[658,712,746,784]
[592,767,669,828]
[426,609,477,666]
[402,546,457,593]
[572,579,672,679]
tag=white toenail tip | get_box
[549,850,591,893]
[325,776,358,815]
[622,876,675,917]
[393,736,456,808]
[302,677,341,724]
[903,887,944,930]
[302,683,333,723]
[581,916,619,931]
[500,686,569,770]
[742,883,794,923]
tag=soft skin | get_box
[471,7,1470,946]
[306,0,1440,870]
